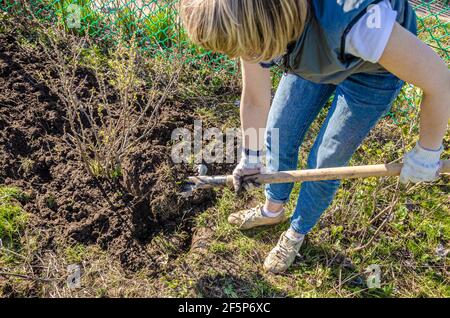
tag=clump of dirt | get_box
[0,27,217,273]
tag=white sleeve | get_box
[345,0,398,63]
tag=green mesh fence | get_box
[1,0,449,123]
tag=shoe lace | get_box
[275,236,302,260]
[239,206,261,228]
[274,240,292,261]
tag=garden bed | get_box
[0,21,218,276]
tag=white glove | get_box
[233,148,263,193]
[400,142,443,184]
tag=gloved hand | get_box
[233,148,263,194]
[400,142,444,184]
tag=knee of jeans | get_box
[307,141,352,170]
[266,149,299,172]
[315,153,350,170]
[266,140,299,172]
[302,179,341,198]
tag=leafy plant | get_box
[0,187,28,248]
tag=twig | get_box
[348,187,400,253]
[0,271,59,283]
[0,247,28,261]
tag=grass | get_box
[0,187,29,249]
[0,187,31,287]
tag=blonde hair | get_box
[180,0,308,63]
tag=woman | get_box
[181,0,449,273]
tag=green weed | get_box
[0,187,29,248]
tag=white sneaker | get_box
[264,231,305,274]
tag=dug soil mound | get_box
[0,31,217,273]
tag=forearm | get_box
[419,92,450,150]
[232,61,271,192]
[240,59,272,151]
[241,97,271,151]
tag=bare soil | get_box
[0,29,217,277]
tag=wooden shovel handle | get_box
[188,160,450,189]
[255,159,450,185]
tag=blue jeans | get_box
[265,72,404,235]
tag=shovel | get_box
[183,160,450,194]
